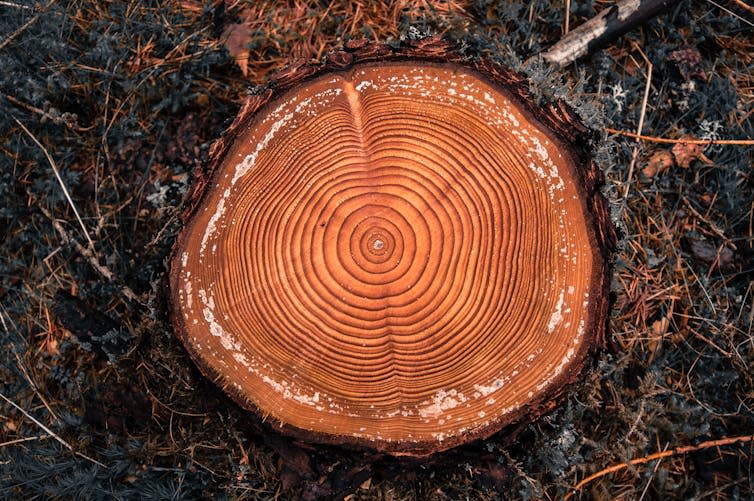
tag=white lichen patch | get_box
[355,79,375,92]
[184,279,192,309]
[198,288,240,352]
[232,112,294,186]
[294,391,320,406]
[547,290,566,333]
[535,347,576,392]
[200,188,229,255]
[418,389,467,418]
[473,378,505,398]
[521,132,565,194]
[433,432,447,442]
[233,352,249,366]
[259,374,326,410]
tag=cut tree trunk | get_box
[169,37,616,456]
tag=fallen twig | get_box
[38,205,141,304]
[2,92,92,132]
[540,0,674,68]
[17,119,142,304]
[607,127,754,145]
[0,1,33,9]
[15,117,95,250]
[0,0,56,52]
[0,436,44,448]
[565,434,754,499]
[0,391,107,468]
[704,0,754,28]
[14,351,60,423]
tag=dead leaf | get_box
[652,316,670,337]
[223,22,251,76]
[672,137,713,168]
[43,336,60,357]
[699,192,715,206]
[668,47,706,81]
[479,461,512,491]
[690,239,735,268]
[642,150,674,178]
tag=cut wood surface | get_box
[169,39,615,455]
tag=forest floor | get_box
[1,1,753,499]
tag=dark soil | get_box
[1,1,752,500]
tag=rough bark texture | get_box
[540,0,674,68]
[169,37,617,456]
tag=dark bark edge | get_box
[168,36,618,456]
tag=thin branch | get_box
[38,205,141,303]
[0,391,107,468]
[540,0,674,68]
[14,351,60,423]
[565,434,754,499]
[14,117,95,250]
[0,0,54,51]
[0,1,33,9]
[1,92,92,132]
[0,436,43,448]
[703,0,754,28]
[607,127,754,145]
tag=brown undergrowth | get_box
[0,1,752,499]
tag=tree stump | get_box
[169,38,615,456]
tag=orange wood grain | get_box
[170,57,611,455]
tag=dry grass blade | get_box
[0,391,107,468]
[14,351,59,423]
[623,48,652,200]
[704,0,754,27]
[14,117,95,250]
